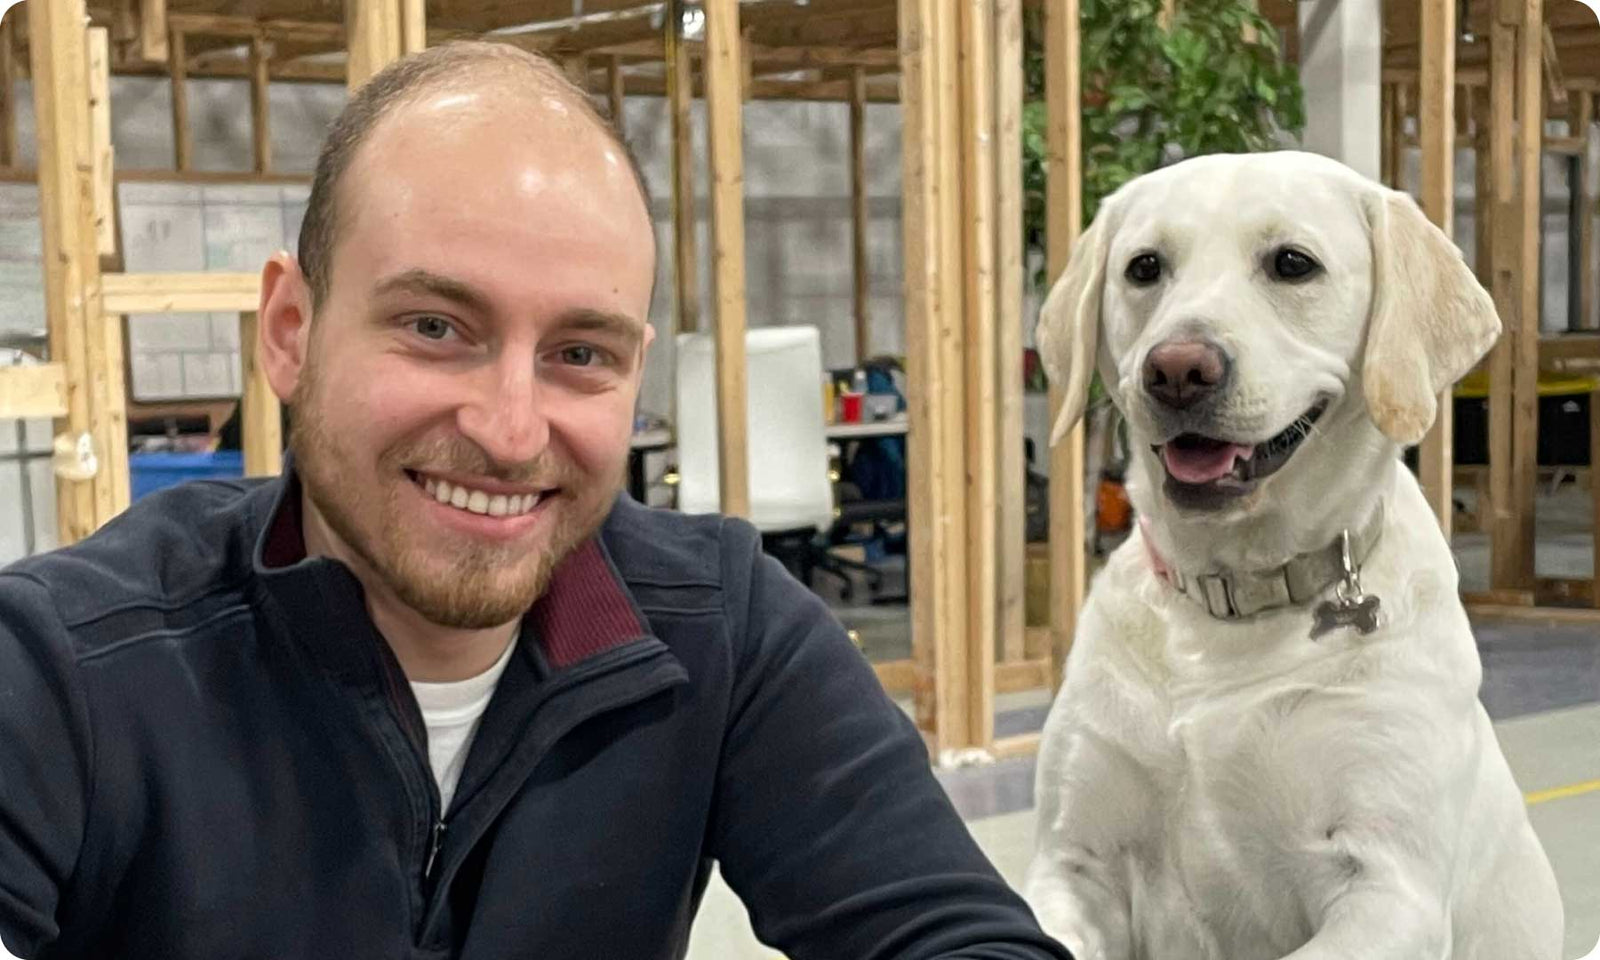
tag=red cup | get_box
[840,393,863,423]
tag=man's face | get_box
[285,85,656,629]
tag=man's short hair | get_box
[296,41,650,306]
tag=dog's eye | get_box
[1272,248,1320,281]
[1125,253,1162,286]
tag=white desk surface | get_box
[630,427,674,449]
[825,416,908,440]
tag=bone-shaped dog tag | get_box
[1311,594,1381,640]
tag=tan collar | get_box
[1141,502,1385,621]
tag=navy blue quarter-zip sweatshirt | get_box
[0,467,1071,960]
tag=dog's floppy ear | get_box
[1037,212,1112,446]
[1362,188,1501,446]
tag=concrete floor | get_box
[687,485,1600,959]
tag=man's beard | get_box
[288,358,621,629]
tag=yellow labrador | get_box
[1024,151,1562,959]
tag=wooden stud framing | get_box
[0,364,70,420]
[850,66,870,362]
[170,28,190,172]
[88,27,116,259]
[606,55,627,136]
[1543,25,1567,112]
[31,0,122,543]
[996,0,1028,670]
[704,0,751,519]
[1475,88,1493,286]
[1488,9,1520,589]
[250,35,272,174]
[140,0,169,63]
[959,0,998,750]
[899,0,964,752]
[666,0,699,335]
[1418,0,1456,535]
[239,312,283,477]
[1510,0,1544,588]
[1575,91,1596,331]
[347,0,400,91]
[1045,0,1086,691]
[401,0,427,56]
[1382,83,1397,189]
[101,272,260,313]
[0,15,15,169]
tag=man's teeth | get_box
[421,476,543,517]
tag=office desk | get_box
[825,416,908,441]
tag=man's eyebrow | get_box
[372,269,493,315]
[552,308,646,347]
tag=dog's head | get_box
[1036,150,1499,521]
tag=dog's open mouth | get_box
[1152,399,1330,506]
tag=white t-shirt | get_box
[408,632,518,814]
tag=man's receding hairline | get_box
[298,40,651,307]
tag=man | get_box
[0,42,1071,959]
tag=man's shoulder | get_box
[1,478,274,641]
[599,496,762,597]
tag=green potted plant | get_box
[1022,0,1307,285]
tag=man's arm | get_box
[0,572,93,958]
[706,522,1073,960]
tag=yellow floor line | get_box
[1525,779,1600,807]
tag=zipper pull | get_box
[424,819,447,881]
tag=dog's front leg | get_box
[1277,875,1449,960]
[1022,845,1132,960]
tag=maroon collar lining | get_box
[257,473,646,670]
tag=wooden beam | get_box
[996,0,1028,669]
[88,26,115,259]
[139,0,168,62]
[960,0,998,752]
[1465,603,1600,625]
[1045,0,1085,692]
[1391,83,1411,191]
[31,0,117,543]
[932,0,972,755]
[0,15,16,168]
[1511,0,1544,588]
[992,731,1041,760]
[1381,83,1397,189]
[899,0,960,750]
[347,0,397,91]
[704,0,750,519]
[666,0,698,334]
[1544,24,1568,112]
[995,657,1051,693]
[101,272,261,313]
[606,54,626,136]
[164,14,346,46]
[1488,13,1520,590]
[250,34,271,174]
[0,364,70,419]
[239,311,283,477]
[169,28,190,172]
[1577,92,1596,331]
[850,66,870,362]
[401,0,426,56]
[1418,0,1456,536]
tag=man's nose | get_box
[455,362,551,465]
[1142,338,1229,410]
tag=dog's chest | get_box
[1123,672,1343,957]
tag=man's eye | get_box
[560,345,600,366]
[410,316,456,341]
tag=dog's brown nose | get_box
[1144,339,1228,410]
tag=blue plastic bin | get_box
[129,450,245,501]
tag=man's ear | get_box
[1361,188,1501,446]
[1035,211,1112,446]
[257,252,315,403]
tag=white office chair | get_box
[674,325,836,529]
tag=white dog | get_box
[1023,151,1563,959]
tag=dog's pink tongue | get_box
[1162,442,1254,484]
